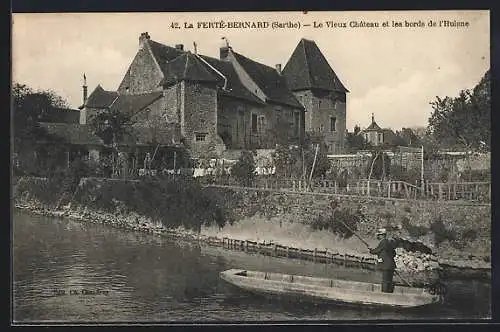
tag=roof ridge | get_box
[233,51,278,72]
[301,39,313,89]
[183,53,190,79]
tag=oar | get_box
[335,217,413,287]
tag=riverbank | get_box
[13,198,489,284]
[12,176,491,283]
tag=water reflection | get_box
[13,209,491,322]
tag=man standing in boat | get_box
[369,228,398,293]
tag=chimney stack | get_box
[139,32,150,50]
[82,73,88,105]
[275,64,282,74]
[175,44,184,51]
[220,37,231,60]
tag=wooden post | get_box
[334,181,338,194]
[388,180,391,198]
[438,183,443,200]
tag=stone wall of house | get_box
[217,97,252,149]
[364,130,383,146]
[182,81,223,157]
[80,107,105,125]
[118,45,164,95]
[162,84,181,124]
[218,97,302,150]
[294,90,346,153]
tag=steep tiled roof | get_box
[38,123,103,145]
[282,38,348,93]
[365,120,382,131]
[232,52,303,109]
[160,52,220,86]
[85,85,118,108]
[38,107,80,124]
[148,40,184,74]
[110,92,163,116]
[199,55,265,105]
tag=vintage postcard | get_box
[12,10,491,324]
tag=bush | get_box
[310,207,360,239]
[74,177,230,231]
[429,216,456,246]
[401,217,429,238]
[231,150,256,187]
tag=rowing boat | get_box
[220,269,440,308]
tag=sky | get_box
[12,10,489,131]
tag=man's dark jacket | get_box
[369,238,399,270]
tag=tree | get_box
[230,150,256,186]
[427,70,490,151]
[12,83,71,176]
[12,83,69,145]
[345,125,372,153]
[88,107,135,177]
[367,147,391,181]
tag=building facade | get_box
[79,33,349,157]
[282,38,348,154]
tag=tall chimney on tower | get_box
[275,64,282,74]
[139,32,150,50]
[220,37,231,60]
[83,73,88,105]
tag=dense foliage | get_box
[230,150,257,186]
[272,134,331,180]
[310,204,361,239]
[74,177,229,231]
[366,149,391,180]
[427,70,490,151]
[345,125,372,153]
[12,83,71,176]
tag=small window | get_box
[258,115,266,133]
[195,133,207,142]
[194,84,202,93]
[251,114,258,133]
[145,108,152,122]
[294,112,300,136]
[320,124,324,132]
[330,117,337,132]
[378,133,383,143]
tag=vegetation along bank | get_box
[13,172,490,285]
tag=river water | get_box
[12,209,491,323]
